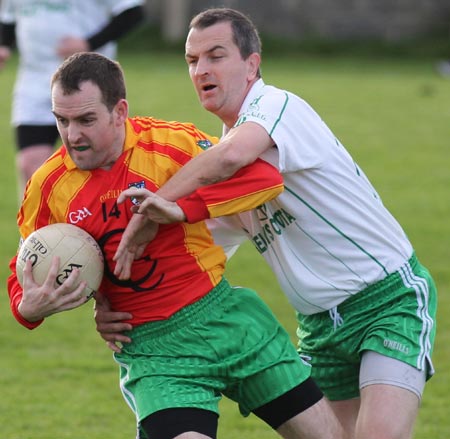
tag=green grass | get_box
[0,48,449,438]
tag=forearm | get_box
[156,141,246,202]
[87,6,145,50]
[177,159,283,223]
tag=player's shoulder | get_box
[260,83,306,105]
[40,147,66,170]
[28,148,65,183]
[128,116,214,142]
[130,115,195,130]
[258,84,319,124]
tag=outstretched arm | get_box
[157,122,274,201]
[57,5,145,58]
[113,133,280,280]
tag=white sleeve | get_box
[106,0,145,16]
[0,0,15,22]
[205,216,248,260]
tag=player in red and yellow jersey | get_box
[6,53,336,439]
[9,113,282,328]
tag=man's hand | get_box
[56,36,89,59]
[118,187,186,223]
[0,45,11,70]
[113,187,186,280]
[18,257,88,322]
[113,213,159,280]
[94,292,132,353]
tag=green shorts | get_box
[114,278,310,423]
[297,253,437,401]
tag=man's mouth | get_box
[202,84,216,92]
[73,146,90,152]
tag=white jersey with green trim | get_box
[208,79,413,315]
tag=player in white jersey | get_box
[0,0,144,196]
[205,80,415,315]
[97,8,437,439]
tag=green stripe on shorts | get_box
[114,278,310,422]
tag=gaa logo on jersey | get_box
[197,139,213,150]
[128,181,146,205]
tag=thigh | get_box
[252,378,323,430]
[114,282,307,423]
[222,287,309,417]
[328,398,360,439]
[297,255,437,402]
[297,310,361,401]
[360,351,426,399]
[140,408,218,439]
[359,259,437,380]
[114,308,226,422]
[357,383,419,439]
[278,396,346,439]
[356,351,423,439]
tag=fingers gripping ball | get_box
[16,223,104,299]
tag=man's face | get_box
[51,80,127,171]
[185,21,260,126]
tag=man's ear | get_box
[114,99,129,125]
[247,52,261,80]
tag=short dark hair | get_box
[51,52,126,111]
[189,8,261,76]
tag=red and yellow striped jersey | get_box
[8,116,283,328]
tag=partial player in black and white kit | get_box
[0,0,144,196]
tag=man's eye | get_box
[210,55,225,62]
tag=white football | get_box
[16,223,104,299]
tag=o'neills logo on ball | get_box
[18,236,49,266]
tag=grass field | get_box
[0,47,449,438]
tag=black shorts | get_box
[16,125,60,150]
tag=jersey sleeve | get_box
[7,255,44,330]
[0,0,15,23]
[87,5,145,51]
[176,158,284,223]
[7,162,57,329]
